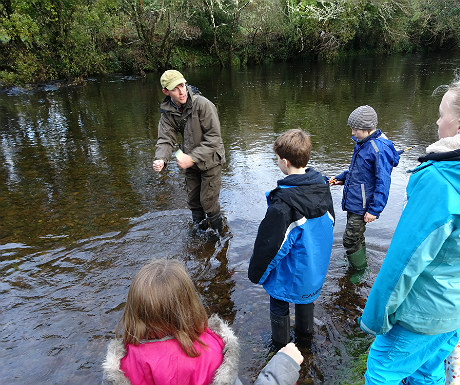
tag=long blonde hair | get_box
[433,76,460,117]
[447,79,460,117]
[116,259,208,357]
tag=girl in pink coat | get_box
[102,259,303,385]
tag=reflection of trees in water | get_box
[0,81,188,249]
[182,232,237,324]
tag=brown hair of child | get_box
[273,129,312,168]
[116,259,208,357]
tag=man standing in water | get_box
[152,70,226,234]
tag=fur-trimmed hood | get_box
[417,134,460,164]
[102,314,240,385]
[425,134,460,154]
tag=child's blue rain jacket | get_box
[336,129,400,217]
[248,169,335,304]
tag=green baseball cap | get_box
[160,70,187,91]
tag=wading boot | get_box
[208,213,225,234]
[347,246,367,270]
[295,303,314,348]
[270,311,290,348]
[191,209,208,231]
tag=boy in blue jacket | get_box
[331,105,400,271]
[248,129,335,347]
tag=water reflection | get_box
[1,53,459,384]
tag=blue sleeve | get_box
[367,144,398,216]
[335,170,348,181]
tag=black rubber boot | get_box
[191,209,208,231]
[295,303,314,335]
[270,311,290,347]
[295,303,314,348]
[208,213,224,234]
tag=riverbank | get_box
[1,0,459,87]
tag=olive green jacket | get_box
[155,85,225,171]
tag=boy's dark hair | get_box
[273,129,311,168]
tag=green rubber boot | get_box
[347,246,367,270]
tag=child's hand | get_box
[279,342,304,365]
[329,178,343,186]
[364,212,377,223]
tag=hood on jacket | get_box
[102,314,239,385]
[270,168,335,221]
[353,129,400,168]
[208,314,240,385]
[419,134,460,162]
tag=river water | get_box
[1,53,458,384]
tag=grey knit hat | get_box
[347,105,378,130]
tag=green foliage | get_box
[289,0,367,60]
[0,12,40,47]
[168,46,219,68]
[350,0,412,53]
[407,0,460,49]
[237,0,296,64]
[0,51,49,86]
[1,0,460,85]
[0,0,128,84]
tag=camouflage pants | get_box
[343,212,366,255]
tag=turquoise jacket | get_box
[360,135,460,336]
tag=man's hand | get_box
[152,159,165,172]
[177,153,194,169]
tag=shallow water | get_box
[1,53,458,384]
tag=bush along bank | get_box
[1,0,459,86]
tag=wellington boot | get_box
[349,269,368,285]
[270,311,290,347]
[208,213,225,234]
[295,303,314,348]
[191,209,208,231]
[347,246,367,270]
[295,303,314,335]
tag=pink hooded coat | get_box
[102,315,240,385]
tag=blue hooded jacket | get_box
[336,130,400,217]
[360,136,460,336]
[248,168,335,304]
